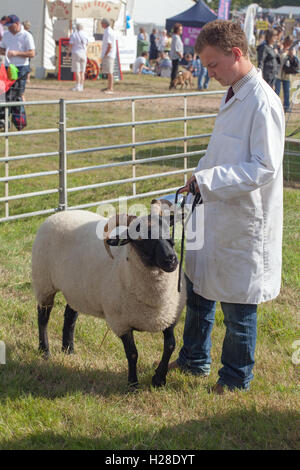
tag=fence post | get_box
[183,95,188,184]
[5,107,9,218]
[131,99,136,196]
[59,99,68,211]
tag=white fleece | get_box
[32,210,186,337]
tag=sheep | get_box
[31,201,186,388]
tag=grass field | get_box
[0,73,299,450]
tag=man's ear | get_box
[232,47,242,61]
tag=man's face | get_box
[8,22,20,35]
[199,45,238,87]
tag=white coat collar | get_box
[220,69,262,109]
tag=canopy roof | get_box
[166,0,217,31]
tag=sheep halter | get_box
[173,185,202,293]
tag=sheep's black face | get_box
[134,237,178,272]
[132,216,178,272]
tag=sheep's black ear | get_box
[106,236,131,247]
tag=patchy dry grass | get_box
[0,74,299,450]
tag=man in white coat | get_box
[170,20,285,394]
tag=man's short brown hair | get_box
[195,20,249,57]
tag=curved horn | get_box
[151,198,174,216]
[103,214,136,259]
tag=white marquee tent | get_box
[127,0,195,34]
[0,0,197,77]
[0,0,56,78]
[271,5,300,17]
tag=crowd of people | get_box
[256,23,300,112]
[0,14,118,95]
[0,14,35,98]
[134,24,211,91]
[134,19,299,112]
[0,13,299,107]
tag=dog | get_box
[170,69,193,90]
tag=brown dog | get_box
[170,69,193,89]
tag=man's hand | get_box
[178,175,200,194]
[7,49,35,58]
[7,50,17,57]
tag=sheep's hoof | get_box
[128,381,139,392]
[62,346,75,355]
[38,348,50,360]
[152,374,166,388]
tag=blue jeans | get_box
[177,275,257,390]
[275,78,290,112]
[141,68,155,75]
[198,66,210,90]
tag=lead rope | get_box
[173,187,202,293]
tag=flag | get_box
[0,63,15,95]
[217,0,232,20]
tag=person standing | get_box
[0,14,35,98]
[100,18,116,94]
[275,37,298,113]
[168,20,285,395]
[157,30,168,54]
[0,16,8,64]
[198,66,210,90]
[67,23,89,92]
[169,23,183,89]
[258,29,280,88]
[22,20,33,83]
[149,28,158,61]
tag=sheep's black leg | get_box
[152,323,176,387]
[120,330,138,388]
[38,304,53,359]
[62,304,78,354]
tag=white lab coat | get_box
[185,70,285,304]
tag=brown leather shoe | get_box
[153,360,180,371]
[211,383,225,395]
[168,360,180,370]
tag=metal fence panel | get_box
[0,92,299,223]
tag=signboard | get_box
[182,27,201,48]
[117,35,137,72]
[74,1,121,20]
[256,21,269,31]
[217,0,231,20]
[58,38,75,81]
[284,19,295,37]
[48,0,121,22]
[47,0,72,19]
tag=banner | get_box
[48,1,121,21]
[217,0,231,20]
[256,20,269,31]
[182,27,201,48]
[243,3,258,47]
